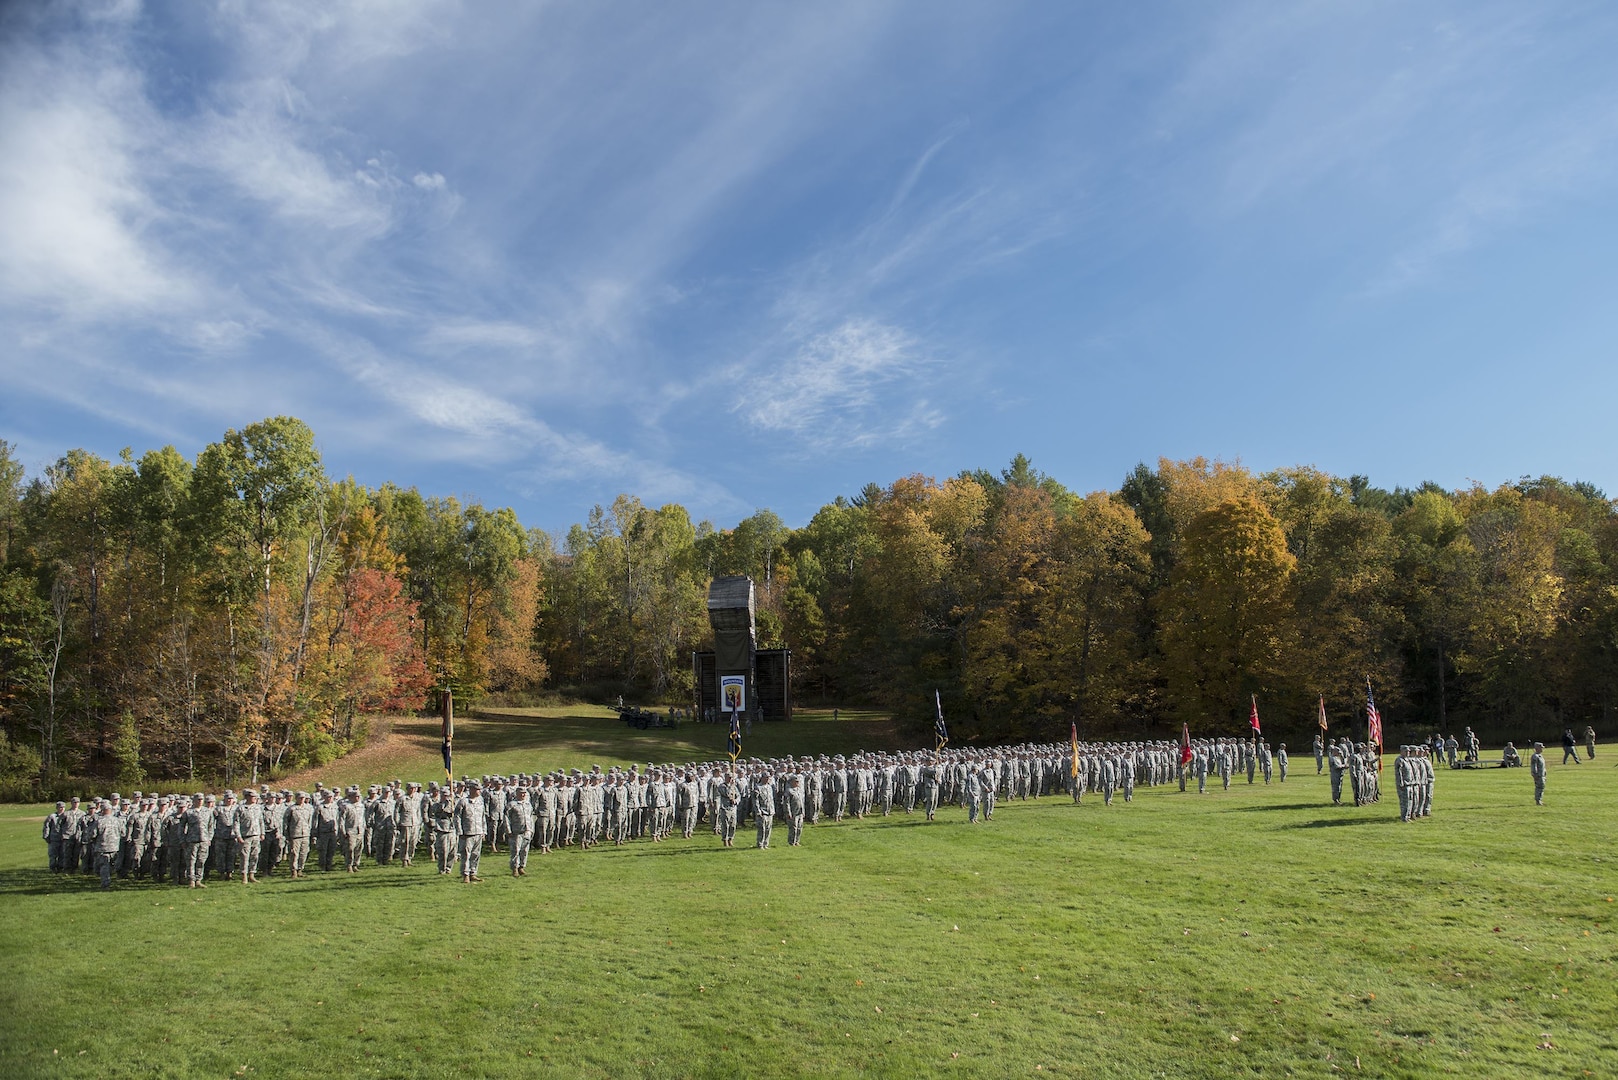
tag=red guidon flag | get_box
[1180,722,1193,767]
[1249,695,1262,736]
[1366,678,1383,752]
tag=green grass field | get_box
[1,711,1614,1079]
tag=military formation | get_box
[66,719,1608,888]
[37,737,1315,889]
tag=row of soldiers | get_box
[1392,745,1437,821]
[42,738,1240,886]
[45,728,1423,889]
[1181,737,1288,793]
[1325,738,1384,806]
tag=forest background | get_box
[1,416,1614,797]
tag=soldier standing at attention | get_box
[212,791,238,882]
[337,787,366,872]
[784,774,806,846]
[59,797,84,873]
[506,785,534,876]
[286,792,314,878]
[455,779,486,882]
[182,795,210,888]
[487,777,508,853]
[677,771,699,839]
[714,771,739,848]
[375,787,400,866]
[43,802,67,872]
[1277,743,1288,782]
[1530,743,1548,805]
[1394,747,1415,822]
[236,789,265,884]
[313,790,339,871]
[428,787,456,873]
[920,757,941,821]
[536,777,559,854]
[90,801,122,890]
[396,783,422,867]
[1328,740,1348,805]
[1313,732,1325,775]
[753,769,776,849]
[164,800,186,885]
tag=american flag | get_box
[1365,678,1383,750]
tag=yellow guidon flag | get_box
[1070,721,1079,778]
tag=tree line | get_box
[2,419,1614,789]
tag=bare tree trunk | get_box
[34,576,71,776]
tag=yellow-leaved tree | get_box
[1158,495,1295,730]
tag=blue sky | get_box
[3,1,1617,531]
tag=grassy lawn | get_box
[0,724,1614,1079]
[273,705,908,791]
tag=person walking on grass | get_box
[1562,728,1582,765]
[1531,743,1548,805]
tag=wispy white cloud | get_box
[739,319,942,449]
[1364,105,1618,295]
[0,37,195,316]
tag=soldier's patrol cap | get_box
[55,800,65,808]
[110,792,121,801]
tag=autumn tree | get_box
[1158,495,1296,729]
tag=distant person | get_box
[1562,728,1582,765]
[1312,732,1324,775]
[1500,742,1521,768]
[1277,743,1288,782]
[1444,734,1459,768]
[1584,725,1597,760]
[1530,743,1547,804]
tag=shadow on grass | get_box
[1224,802,1333,813]
[1281,816,1387,829]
